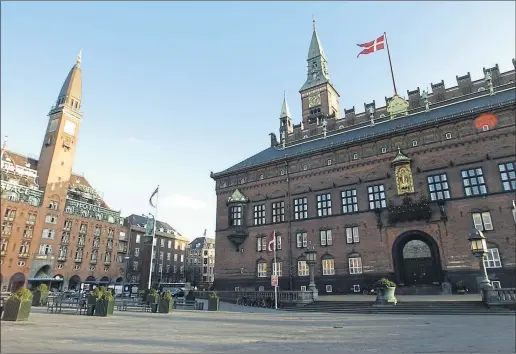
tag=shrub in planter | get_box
[208,292,220,311]
[3,288,33,321]
[158,290,173,314]
[32,284,49,307]
[456,281,468,295]
[87,287,102,316]
[374,278,397,306]
[147,289,159,313]
[95,287,115,317]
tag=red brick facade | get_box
[212,107,516,294]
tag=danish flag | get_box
[268,230,276,252]
[357,34,385,58]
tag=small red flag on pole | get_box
[357,32,398,95]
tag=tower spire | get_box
[280,91,291,119]
[76,49,82,66]
[312,14,316,31]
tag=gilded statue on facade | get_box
[392,148,415,195]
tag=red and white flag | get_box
[357,34,385,58]
[268,230,276,252]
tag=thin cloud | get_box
[160,194,207,211]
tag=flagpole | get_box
[273,232,278,310]
[147,186,159,290]
[384,32,398,95]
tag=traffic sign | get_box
[271,275,278,287]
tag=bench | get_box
[48,298,86,315]
[115,299,148,312]
[175,299,196,310]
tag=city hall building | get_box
[210,26,516,294]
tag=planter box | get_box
[158,298,173,313]
[87,295,97,316]
[147,294,159,304]
[32,291,49,307]
[373,286,397,306]
[95,299,114,317]
[208,298,220,311]
[3,298,32,321]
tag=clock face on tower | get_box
[308,93,321,108]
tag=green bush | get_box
[8,288,33,301]
[209,292,219,300]
[91,287,103,300]
[375,278,396,288]
[100,288,113,301]
[149,289,159,297]
[161,290,172,300]
[35,284,49,293]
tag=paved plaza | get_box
[1,303,515,353]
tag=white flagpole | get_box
[147,186,159,290]
[273,231,278,310]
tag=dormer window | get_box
[381,147,387,154]
[48,200,59,210]
[303,165,308,171]
[445,132,452,140]
[327,159,332,166]
[482,124,489,132]
[353,153,358,160]
[412,140,418,147]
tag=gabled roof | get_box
[189,236,215,248]
[213,87,516,177]
[124,213,180,236]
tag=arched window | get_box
[271,257,282,276]
[321,254,335,275]
[6,191,18,202]
[297,256,309,276]
[348,252,362,275]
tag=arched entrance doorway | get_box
[34,265,51,278]
[69,275,81,290]
[9,273,25,292]
[85,276,96,282]
[392,230,443,286]
[115,277,123,284]
[100,276,109,283]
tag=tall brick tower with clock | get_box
[37,50,83,202]
[299,20,341,125]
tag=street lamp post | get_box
[468,229,492,300]
[304,242,318,300]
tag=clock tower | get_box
[299,20,341,126]
[37,51,83,193]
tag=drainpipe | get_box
[285,160,293,291]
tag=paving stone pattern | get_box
[1,303,515,353]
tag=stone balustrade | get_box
[483,288,516,306]
[192,290,314,305]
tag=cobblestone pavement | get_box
[1,305,515,353]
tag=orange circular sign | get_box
[474,113,498,130]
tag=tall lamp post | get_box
[304,242,318,300]
[468,229,492,300]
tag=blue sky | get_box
[1,1,515,239]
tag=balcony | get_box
[104,260,111,265]
[3,216,15,222]
[387,196,432,224]
[117,246,127,254]
[61,238,69,245]
[63,225,71,231]
[26,220,36,225]
[92,244,100,250]
[74,258,83,263]
[107,233,114,239]
[58,256,67,262]
[94,231,101,237]
[23,233,33,240]
[2,230,12,237]
[1,250,7,256]
[90,259,97,264]
[79,228,87,234]
[18,253,30,259]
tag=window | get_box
[492,281,501,289]
[353,285,361,293]
[352,153,358,160]
[461,168,487,196]
[42,229,56,240]
[472,212,494,231]
[160,239,165,247]
[18,242,30,256]
[257,262,267,277]
[301,286,307,291]
[325,285,333,293]
[280,169,285,176]
[349,257,362,274]
[322,258,335,275]
[341,189,358,214]
[48,200,59,210]
[91,250,98,261]
[271,201,285,223]
[17,261,26,267]
[303,164,308,171]
[74,264,80,270]
[368,184,386,209]
[23,226,33,239]
[173,265,177,273]
[75,249,83,261]
[381,147,387,154]
[79,223,87,233]
[159,251,163,260]
[272,262,282,276]
[427,173,451,201]
[135,234,141,243]
[346,227,359,244]
[316,193,332,216]
[412,140,418,147]
[445,132,452,140]
[253,205,266,225]
[168,240,172,248]
[229,206,243,226]
[499,162,516,191]
[167,252,171,261]
[90,265,96,272]
[293,197,308,220]
[327,159,332,166]
[174,254,178,262]
[259,174,264,180]
[63,219,73,230]
[296,232,308,248]
[180,255,184,262]
[39,244,52,255]
[482,124,489,132]
[298,260,309,276]
[134,248,140,256]
[320,230,333,246]
[484,248,502,268]
[27,213,37,224]
[257,236,267,252]
[57,263,64,269]
[4,208,16,220]
[166,264,170,272]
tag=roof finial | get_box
[76,49,82,65]
[283,90,286,100]
[397,146,401,153]
[312,14,316,31]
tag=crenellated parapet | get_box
[282,60,515,147]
